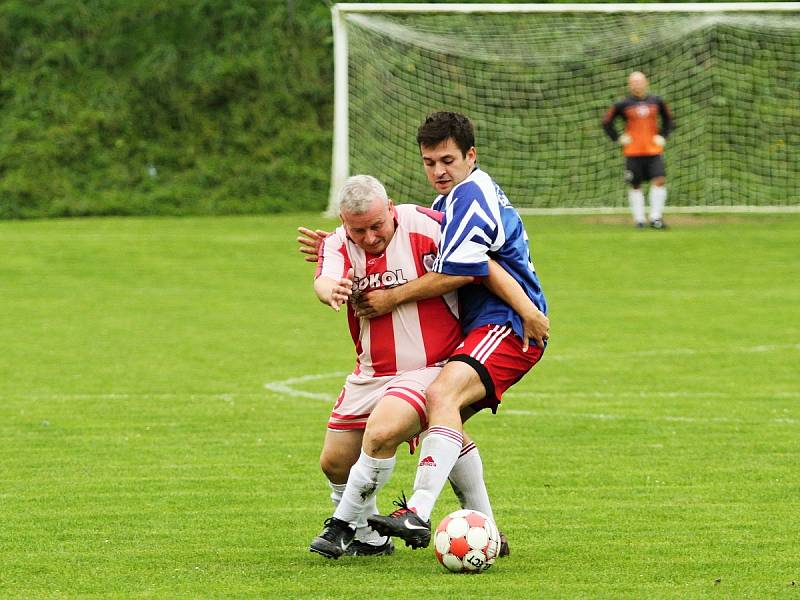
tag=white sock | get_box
[354,495,387,544]
[409,426,463,522]
[333,451,396,527]
[329,481,346,507]
[649,185,667,221]
[329,472,385,544]
[448,441,494,521]
[629,188,645,224]
[357,494,379,529]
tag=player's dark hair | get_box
[416,111,475,157]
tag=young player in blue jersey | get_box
[357,112,549,549]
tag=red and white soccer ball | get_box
[434,509,500,573]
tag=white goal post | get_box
[328,3,800,215]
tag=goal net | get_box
[329,3,800,213]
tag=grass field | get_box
[1,212,798,598]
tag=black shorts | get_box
[624,155,665,186]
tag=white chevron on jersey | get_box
[431,167,548,340]
[317,204,461,378]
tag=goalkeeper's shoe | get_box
[309,517,355,559]
[344,537,395,557]
[650,218,668,230]
[499,531,510,558]
[367,493,431,549]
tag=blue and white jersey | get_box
[431,167,547,340]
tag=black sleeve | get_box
[602,103,621,141]
[657,98,674,139]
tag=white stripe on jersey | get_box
[317,204,460,377]
[438,201,494,267]
[434,169,507,272]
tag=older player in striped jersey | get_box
[361,112,551,550]
[308,174,539,559]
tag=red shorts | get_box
[449,324,544,413]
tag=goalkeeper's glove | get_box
[653,134,666,147]
[618,133,632,146]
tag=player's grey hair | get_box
[337,175,389,214]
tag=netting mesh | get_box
[342,10,800,210]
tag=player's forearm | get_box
[659,102,674,138]
[389,271,472,305]
[485,260,541,321]
[660,117,673,139]
[602,108,620,141]
[314,277,337,305]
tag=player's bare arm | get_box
[297,226,330,263]
[354,271,472,318]
[354,260,546,343]
[484,260,550,351]
[314,267,354,312]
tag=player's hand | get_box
[297,226,330,263]
[354,288,396,319]
[520,307,550,352]
[618,133,632,146]
[329,268,354,312]
[653,134,666,147]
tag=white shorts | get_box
[327,367,442,433]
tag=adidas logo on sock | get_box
[418,455,436,467]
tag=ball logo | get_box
[465,554,486,569]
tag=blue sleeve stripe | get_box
[437,261,489,277]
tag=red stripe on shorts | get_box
[386,386,428,430]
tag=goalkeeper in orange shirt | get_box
[603,71,674,229]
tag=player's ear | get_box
[467,146,477,166]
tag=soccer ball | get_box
[434,509,500,573]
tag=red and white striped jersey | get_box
[316,204,461,377]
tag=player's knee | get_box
[319,450,350,483]
[426,378,457,411]
[363,423,402,456]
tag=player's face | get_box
[629,73,648,98]
[341,198,395,254]
[420,138,477,195]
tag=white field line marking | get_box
[506,390,800,400]
[503,409,798,425]
[262,371,799,427]
[3,392,258,400]
[263,372,348,402]
[504,391,731,399]
[261,369,798,426]
[544,343,800,361]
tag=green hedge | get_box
[0,0,332,218]
[0,0,761,218]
